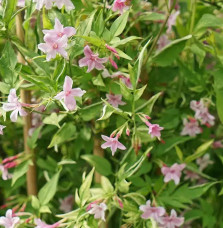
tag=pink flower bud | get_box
[126,128,130,136]
[105,44,118,55]
[2,155,18,164]
[109,57,118,69]
[4,161,17,169]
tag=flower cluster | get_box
[139,200,184,228]
[34,0,74,11]
[181,99,215,137]
[38,18,76,61]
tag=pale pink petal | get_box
[64,95,76,111]
[54,91,65,100]
[63,76,73,92]
[84,45,93,57]
[10,110,19,122]
[63,27,76,37]
[70,88,86,97]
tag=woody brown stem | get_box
[16,12,38,196]
[93,136,104,183]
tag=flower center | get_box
[65,91,71,96]
[53,43,58,49]
[58,32,63,37]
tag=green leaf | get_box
[81,155,112,176]
[136,92,162,114]
[92,75,105,87]
[94,9,105,36]
[43,113,66,128]
[194,14,223,33]
[185,140,214,163]
[131,39,151,89]
[58,159,76,166]
[153,35,192,66]
[175,146,183,162]
[31,196,40,210]
[12,160,31,186]
[27,126,42,149]
[111,36,142,47]
[101,176,114,194]
[78,36,105,47]
[38,171,60,205]
[97,105,115,121]
[39,205,51,213]
[3,0,17,24]
[0,42,17,85]
[119,80,132,101]
[134,85,147,101]
[48,123,76,148]
[0,82,10,94]
[213,68,223,123]
[110,11,129,38]
[139,12,165,21]
[79,168,95,206]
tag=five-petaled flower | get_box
[161,163,186,185]
[38,35,68,61]
[43,18,76,40]
[106,94,126,108]
[34,218,59,228]
[59,195,74,213]
[0,209,20,228]
[101,135,126,156]
[3,89,27,122]
[181,118,202,137]
[159,209,184,228]
[88,203,107,221]
[139,200,165,221]
[79,45,108,72]
[54,76,86,111]
[145,122,164,139]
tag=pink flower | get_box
[181,118,201,137]
[101,135,126,156]
[106,94,126,108]
[38,35,68,61]
[195,107,215,126]
[157,35,170,50]
[79,45,108,72]
[213,140,223,149]
[159,209,184,228]
[0,209,20,228]
[184,170,199,181]
[120,76,132,88]
[161,163,186,185]
[54,0,75,11]
[54,76,86,111]
[34,219,59,228]
[17,0,25,7]
[139,200,165,221]
[0,165,13,181]
[190,100,215,126]
[0,125,6,135]
[43,18,76,39]
[34,0,54,10]
[88,203,107,221]
[3,89,27,122]
[145,122,164,139]
[190,100,204,112]
[59,195,74,213]
[196,154,213,171]
[167,11,180,33]
[112,0,130,14]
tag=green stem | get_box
[145,0,177,63]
